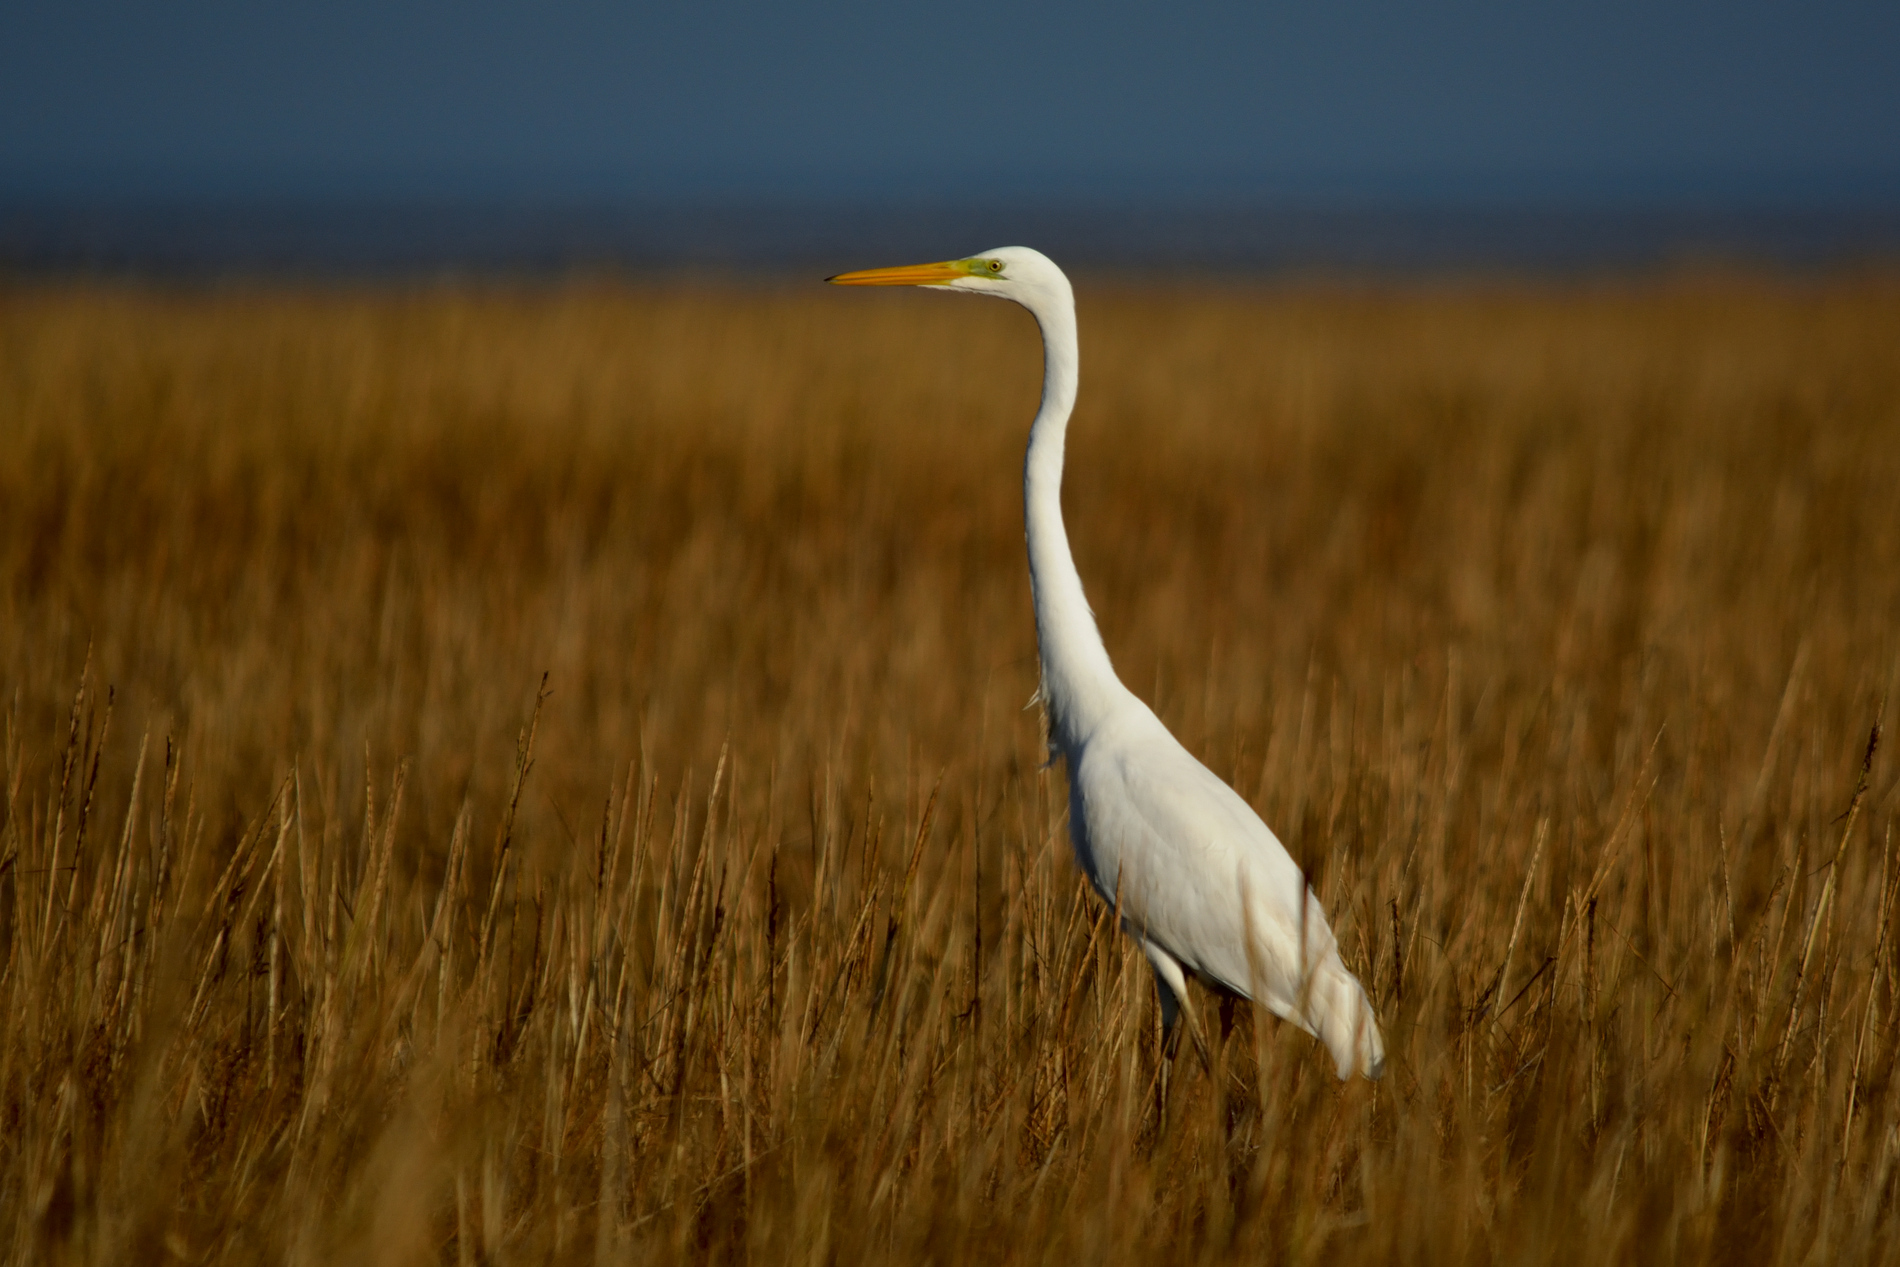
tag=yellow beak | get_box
[826,259,969,286]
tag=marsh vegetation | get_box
[3,272,1898,1262]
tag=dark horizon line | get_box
[6,199,1898,279]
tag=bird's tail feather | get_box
[1306,962,1386,1080]
[1239,869,1386,1080]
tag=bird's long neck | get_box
[1024,295,1128,751]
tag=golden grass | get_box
[3,270,1899,1263]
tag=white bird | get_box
[830,247,1384,1080]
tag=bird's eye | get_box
[988,259,1004,273]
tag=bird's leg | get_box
[1148,964,1186,1132]
[1218,992,1239,1044]
[1158,992,1183,1058]
[1150,951,1185,1055]
[1150,1024,1213,1133]
[1183,1009,1214,1075]
[1213,991,1239,1122]
[1146,946,1213,1075]
[1163,994,1215,1076]
[1149,984,1177,1133]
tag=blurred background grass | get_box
[3,272,1899,1262]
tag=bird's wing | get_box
[1073,709,1322,994]
[1072,706,1382,1078]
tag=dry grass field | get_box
[3,269,1899,1264]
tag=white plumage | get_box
[831,247,1384,1079]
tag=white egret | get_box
[829,248,1385,1080]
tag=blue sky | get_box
[4,1,1896,204]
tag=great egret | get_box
[829,248,1385,1080]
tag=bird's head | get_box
[827,246,1070,313]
